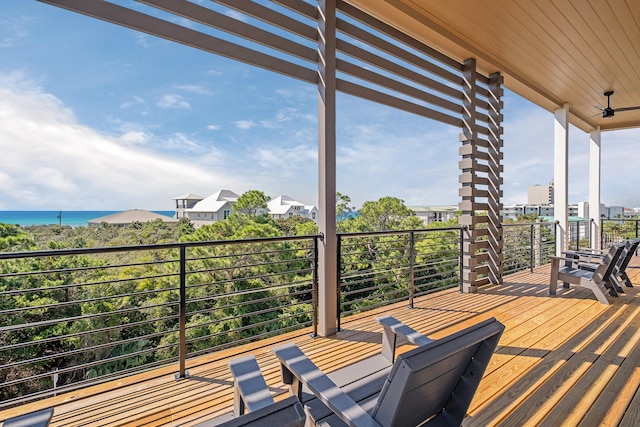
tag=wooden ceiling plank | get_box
[524,0,609,110]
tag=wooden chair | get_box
[550,242,625,304]
[274,318,504,427]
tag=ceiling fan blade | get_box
[614,106,640,112]
[594,105,605,110]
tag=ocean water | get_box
[0,211,175,227]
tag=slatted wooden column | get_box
[487,73,504,284]
[459,60,504,292]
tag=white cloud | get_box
[254,144,316,170]
[0,16,31,48]
[118,131,149,145]
[135,33,151,48]
[176,84,212,95]
[120,96,146,109]
[234,120,256,130]
[157,94,190,109]
[225,10,248,22]
[0,73,245,209]
[207,124,221,131]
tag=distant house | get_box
[173,193,204,219]
[175,189,239,227]
[268,195,319,224]
[88,209,178,225]
[409,206,458,225]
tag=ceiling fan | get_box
[598,90,640,118]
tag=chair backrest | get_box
[617,239,640,272]
[593,243,625,283]
[371,318,504,427]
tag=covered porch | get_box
[4,0,640,425]
[2,262,640,426]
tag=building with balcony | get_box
[173,193,205,219]
[409,205,458,225]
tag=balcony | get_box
[2,223,640,426]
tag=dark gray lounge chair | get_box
[274,318,504,427]
[2,408,53,427]
[566,238,640,292]
[377,315,432,362]
[196,355,304,427]
[550,242,625,304]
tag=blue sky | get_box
[2,1,640,211]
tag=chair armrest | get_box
[2,408,53,427]
[273,343,380,427]
[214,396,305,427]
[563,251,605,261]
[376,315,432,362]
[551,256,584,263]
[570,248,606,254]
[228,355,274,416]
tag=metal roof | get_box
[350,0,640,132]
[88,209,177,225]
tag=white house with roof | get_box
[409,206,458,225]
[173,193,204,219]
[267,195,318,224]
[174,190,239,227]
[174,191,318,227]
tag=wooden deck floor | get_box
[3,260,640,427]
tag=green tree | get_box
[0,223,36,251]
[356,196,422,231]
[234,190,271,217]
[336,192,355,222]
[275,216,316,236]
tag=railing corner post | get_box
[175,245,189,381]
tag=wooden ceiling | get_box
[349,0,640,133]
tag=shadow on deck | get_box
[3,260,640,427]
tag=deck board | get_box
[2,259,640,427]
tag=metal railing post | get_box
[409,231,415,308]
[312,235,319,337]
[530,223,534,272]
[459,226,465,292]
[176,245,189,380]
[336,234,342,331]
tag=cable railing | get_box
[336,228,462,328]
[1,219,600,408]
[601,218,640,247]
[0,235,319,408]
[502,221,557,275]
[567,219,591,251]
